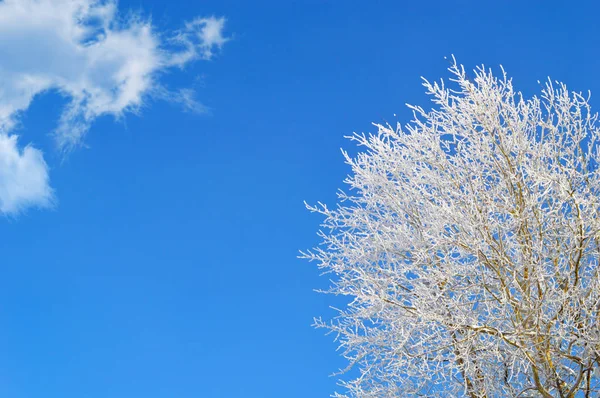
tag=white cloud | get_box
[0,0,227,214]
[168,17,229,66]
[0,135,52,214]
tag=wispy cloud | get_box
[0,135,52,214]
[0,0,227,214]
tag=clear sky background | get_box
[1,1,599,397]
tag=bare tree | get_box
[302,59,600,397]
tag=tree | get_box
[302,59,600,397]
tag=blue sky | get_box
[1,0,599,397]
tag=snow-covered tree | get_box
[303,59,600,397]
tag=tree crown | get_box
[303,59,600,397]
